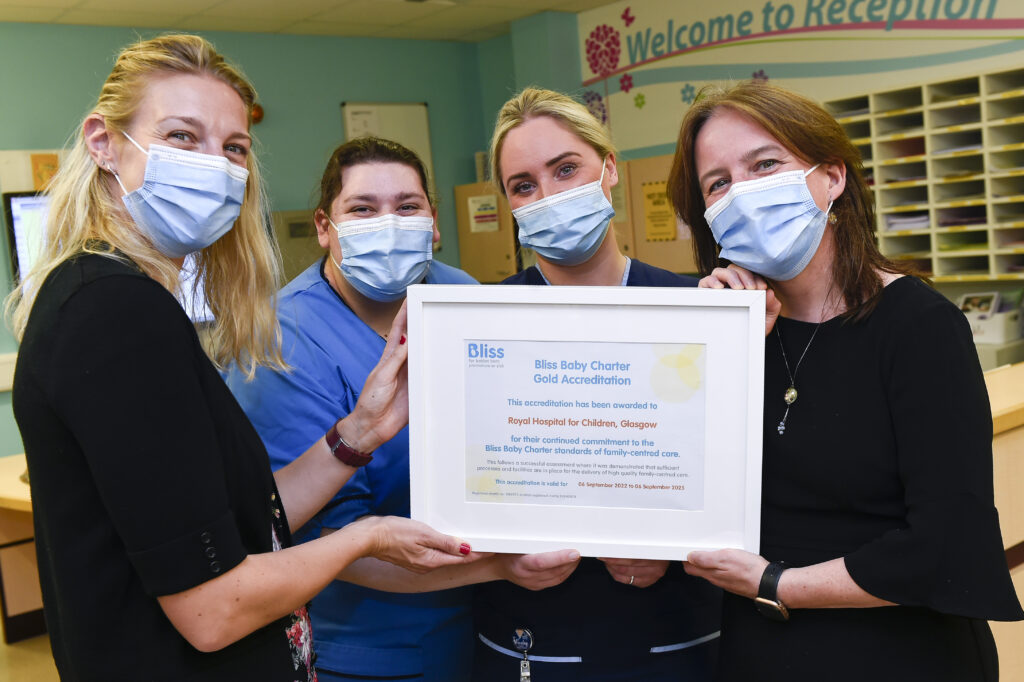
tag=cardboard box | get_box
[967,308,1023,345]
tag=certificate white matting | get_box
[407,285,765,560]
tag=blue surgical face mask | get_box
[511,161,615,266]
[113,132,249,258]
[329,213,434,302]
[703,165,831,281]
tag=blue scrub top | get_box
[226,258,477,681]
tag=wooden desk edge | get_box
[0,495,31,513]
[1009,542,1024,571]
[993,402,1024,436]
[985,362,1024,436]
[0,453,31,513]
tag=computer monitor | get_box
[2,191,213,323]
[3,191,49,282]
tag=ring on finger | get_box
[628,575,635,586]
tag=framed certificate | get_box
[407,284,765,560]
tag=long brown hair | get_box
[668,81,917,320]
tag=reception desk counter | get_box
[0,454,42,643]
[987,362,1024,681]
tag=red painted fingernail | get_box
[459,543,471,555]
[399,335,406,345]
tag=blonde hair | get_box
[489,87,617,194]
[5,34,283,377]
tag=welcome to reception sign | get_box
[576,0,1024,158]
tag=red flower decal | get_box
[585,24,621,77]
[621,7,635,27]
[619,73,634,93]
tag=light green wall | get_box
[0,21,511,457]
[0,22,487,261]
[0,19,565,458]
[475,33,517,157]
[473,15,582,178]
[0,394,18,457]
[510,12,581,96]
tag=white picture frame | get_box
[407,284,765,560]
[957,291,1000,319]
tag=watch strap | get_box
[754,561,790,621]
[325,423,374,468]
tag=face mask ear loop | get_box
[326,215,346,265]
[110,131,149,197]
[330,252,344,273]
[807,163,836,222]
[122,131,149,156]
[109,165,129,196]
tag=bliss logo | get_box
[468,342,504,359]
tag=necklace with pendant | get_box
[775,321,821,435]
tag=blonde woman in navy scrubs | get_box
[472,87,722,681]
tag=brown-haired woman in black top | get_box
[668,80,1022,681]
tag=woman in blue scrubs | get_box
[226,137,480,680]
[472,88,722,681]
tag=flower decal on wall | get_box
[582,90,608,124]
[619,73,634,94]
[621,6,635,26]
[680,83,696,104]
[752,69,769,82]
[585,24,621,77]
[634,93,646,109]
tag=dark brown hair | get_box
[315,136,434,217]
[667,81,918,321]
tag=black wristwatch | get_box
[754,561,790,622]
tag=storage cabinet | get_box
[825,68,1024,282]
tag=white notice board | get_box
[341,102,434,194]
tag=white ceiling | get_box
[0,0,616,42]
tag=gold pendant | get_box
[784,386,798,405]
